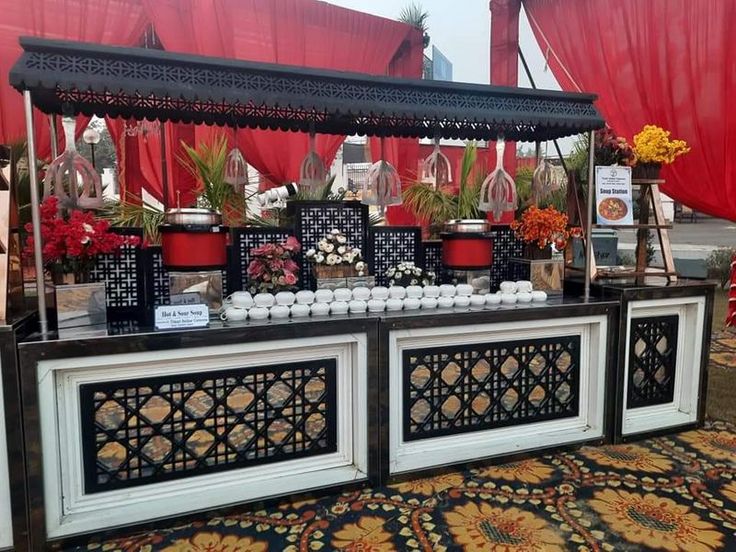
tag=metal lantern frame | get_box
[10,37,604,335]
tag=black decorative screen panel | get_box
[491,226,524,290]
[627,315,679,408]
[80,360,337,493]
[89,228,144,312]
[422,241,444,285]
[368,227,422,286]
[403,336,580,441]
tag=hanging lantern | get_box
[421,136,452,188]
[224,147,248,193]
[43,116,103,211]
[479,136,517,222]
[362,137,402,215]
[299,131,327,191]
[531,142,558,205]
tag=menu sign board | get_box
[595,166,634,225]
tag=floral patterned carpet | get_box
[74,420,736,552]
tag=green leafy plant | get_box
[101,195,166,245]
[707,248,735,289]
[179,134,244,224]
[404,143,483,236]
[398,2,430,48]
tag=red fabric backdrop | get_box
[0,0,147,155]
[523,0,736,221]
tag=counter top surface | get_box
[18,295,617,348]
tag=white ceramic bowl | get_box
[499,281,517,294]
[371,286,389,300]
[438,296,455,308]
[456,284,474,297]
[248,306,269,320]
[388,286,406,299]
[348,299,367,313]
[420,297,438,309]
[531,290,548,302]
[351,287,371,301]
[330,301,349,315]
[439,284,456,297]
[275,291,296,306]
[295,290,315,305]
[485,293,502,305]
[406,285,423,299]
[270,305,290,319]
[517,292,533,303]
[501,293,518,305]
[310,302,330,316]
[423,285,440,298]
[403,297,421,310]
[453,295,471,307]
[386,298,404,311]
[254,293,275,308]
[290,304,311,317]
[516,280,533,293]
[367,299,386,312]
[333,288,352,302]
[224,291,253,308]
[220,306,248,321]
[469,294,486,307]
[314,289,334,303]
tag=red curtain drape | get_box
[0,0,148,155]
[141,0,420,204]
[523,0,736,221]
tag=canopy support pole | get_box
[584,129,595,301]
[49,115,58,159]
[24,91,49,336]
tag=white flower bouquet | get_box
[385,261,435,287]
[305,229,367,278]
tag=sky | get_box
[322,0,561,90]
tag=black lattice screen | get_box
[80,359,337,493]
[232,228,292,292]
[368,227,422,286]
[89,228,145,316]
[289,201,368,287]
[490,226,524,290]
[403,336,580,441]
[627,315,679,408]
[422,241,444,285]
[146,247,232,306]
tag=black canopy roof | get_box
[10,37,604,141]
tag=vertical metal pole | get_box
[49,114,58,159]
[584,129,596,301]
[160,122,169,209]
[24,92,49,336]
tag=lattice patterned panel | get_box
[290,202,368,287]
[89,228,144,312]
[490,226,524,290]
[368,227,422,286]
[422,241,444,285]
[627,315,679,408]
[79,360,337,493]
[403,336,580,441]
[146,247,231,306]
[232,228,291,292]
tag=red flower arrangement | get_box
[24,196,140,283]
[247,236,301,293]
[595,127,636,167]
[511,206,582,251]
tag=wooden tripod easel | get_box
[566,173,677,284]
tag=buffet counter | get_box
[16,298,618,546]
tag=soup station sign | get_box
[595,166,634,225]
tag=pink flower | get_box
[284,272,297,285]
[284,259,298,272]
[283,236,301,253]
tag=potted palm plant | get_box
[404,143,493,270]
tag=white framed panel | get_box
[38,333,369,538]
[0,359,13,550]
[388,315,609,474]
[622,296,706,436]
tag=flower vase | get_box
[523,244,553,261]
[52,269,107,330]
[632,163,662,180]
